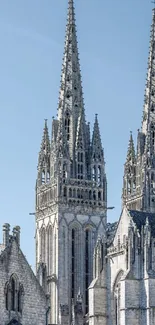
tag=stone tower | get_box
[122,8,155,212]
[35,1,107,324]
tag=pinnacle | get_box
[91,114,104,161]
[40,119,50,154]
[126,131,135,163]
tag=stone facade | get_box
[89,208,155,325]
[1,2,155,325]
[122,9,155,213]
[88,8,155,325]
[35,0,107,324]
[0,224,48,325]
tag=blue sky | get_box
[0,0,153,268]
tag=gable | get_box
[113,207,131,246]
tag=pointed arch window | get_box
[73,188,76,198]
[41,170,45,184]
[71,229,75,299]
[18,284,24,313]
[65,112,70,141]
[127,179,131,194]
[77,188,80,199]
[98,166,101,186]
[92,166,96,183]
[41,228,46,263]
[5,282,9,310]
[47,226,53,275]
[5,275,24,313]
[113,271,123,325]
[11,277,16,311]
[85,229,89,313]
[63,186,67,197]
[63,163,66,179]
[98,191,101,200]
[69,188,72,198]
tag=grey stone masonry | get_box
[0,224,48,325]
[35,0,107,323]
[122,9,155,213]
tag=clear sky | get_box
[0,0,153,269]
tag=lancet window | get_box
[85,229,89,313]
[98,166,101,186]
[65,112,70,141]
[71,229,75,299]
[5,275,24,313]
[41,228,46,263]
[85,228,93,314]
[77,152,84,179]
[113,271,123,325]
[41,170,45,184]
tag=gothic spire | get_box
[125,132,135,164]
[141,8,155,143]
[57,0,84,125]
[91,114,104,161]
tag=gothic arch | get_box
[83,222,96,232]
[40,226,46,263]
[5,274,24,313]
[112,270,124,325]
[69,222,82,300]
[112,269,124,292]
[69,219,82,230]
[46,225,53,275]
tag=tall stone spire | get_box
[57,0,85,160]
[35,2,107,323]
[122,9,155,212]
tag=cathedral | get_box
[1,1,155,325]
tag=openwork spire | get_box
[142,9,155,140]
[57,0,84,125]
